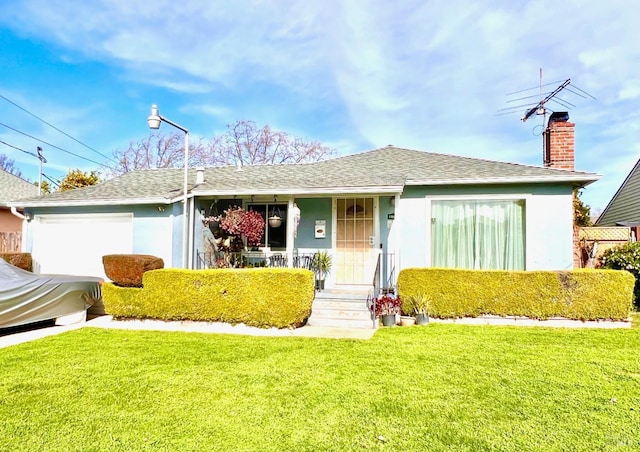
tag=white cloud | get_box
[0,0,638,210]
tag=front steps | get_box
[307,289,376,329]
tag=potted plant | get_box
[311,250,332,291]
[404,293,431,325]
[369,294,401,326]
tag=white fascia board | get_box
[407,174,601,186]
[8,197,173,208]
[191,185,405,196]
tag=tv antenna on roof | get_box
[498,68,596,133]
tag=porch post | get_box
[286,198,295,268]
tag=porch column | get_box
[286,198,295,268]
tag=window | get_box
[431,199,525,270]
[246,204,287,250]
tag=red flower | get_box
[370,294,401,316]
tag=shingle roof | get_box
[10,146,600,207]
[0,169,39,205]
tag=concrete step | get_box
[310,307,372,320]
[312,299,369,309]
[306,316,376,329]
[314,290,371,301]
[308,289,375,329]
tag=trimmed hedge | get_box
[397,268,634,321]
[0,253,32,271]
[102,254,164,287]
[103,268,315,328]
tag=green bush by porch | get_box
[397,268,634,321]
[103,268,314,328]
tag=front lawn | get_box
[1,325,638,451]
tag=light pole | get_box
[147,104,190,268]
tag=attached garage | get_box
[32,213,133,279]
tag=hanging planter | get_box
[268,205,282,228]
[268,216,282,228]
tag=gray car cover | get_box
[0,259,102,328]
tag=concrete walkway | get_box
[0,315,376,349]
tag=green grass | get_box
[1,325,639,451]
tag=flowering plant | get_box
[239,209,266,246]
[370,294,402,316]
[206,206,265,247]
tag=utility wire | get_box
[0,93,118,164]
[0,121,116,171]
[0,139,41,160]
[41,173,61,189]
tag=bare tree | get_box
[107,133,205,178]
[193,120,335,167]
[109,121,335,176]
[0,153,23,178]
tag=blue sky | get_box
[0,1,638,213]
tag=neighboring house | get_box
[595,158,640,241]
[10,119,598,286]
[0,169,39,252]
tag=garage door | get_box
[33,213,133,279]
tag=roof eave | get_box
[191,185,405,196]
[406,175,602,186]
[8,197,173,208]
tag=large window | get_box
[246,203,287,250]
[431,199,525,270]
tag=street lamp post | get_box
[147,104,190,269]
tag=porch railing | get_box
[195,250,318,270]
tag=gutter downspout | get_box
[10,206,25,220]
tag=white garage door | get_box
[33,213,133,279]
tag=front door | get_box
[334,197,377,285]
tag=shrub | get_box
[0,253,32,271]
[369,294,401,316]
[599,242,640,308]
[103,268,315,329]
[102,254,164,287]
[397,268,634,321]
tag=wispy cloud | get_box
[0,0,638,210]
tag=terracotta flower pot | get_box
[400,316,415,326]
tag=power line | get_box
[0,121,115,171]
[0,93,118,164]
[0,139,41,160]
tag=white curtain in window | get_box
[431,200,525,270]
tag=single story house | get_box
[0,169,39,252]
[595,157,640,240]
[10,119,599,289]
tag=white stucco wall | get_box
[394,184,575,271]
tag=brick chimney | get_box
[543,112,575,171]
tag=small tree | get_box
[573,190,592,227]
[33,180,52,194]
[58,169,100,192]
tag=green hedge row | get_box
[397,268,634,321]
[102,268,315,328]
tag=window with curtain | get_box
[431,199,525,270]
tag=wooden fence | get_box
[574,226,631,268]
[0,232,21,253]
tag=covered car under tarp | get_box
[0,259,102,329]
